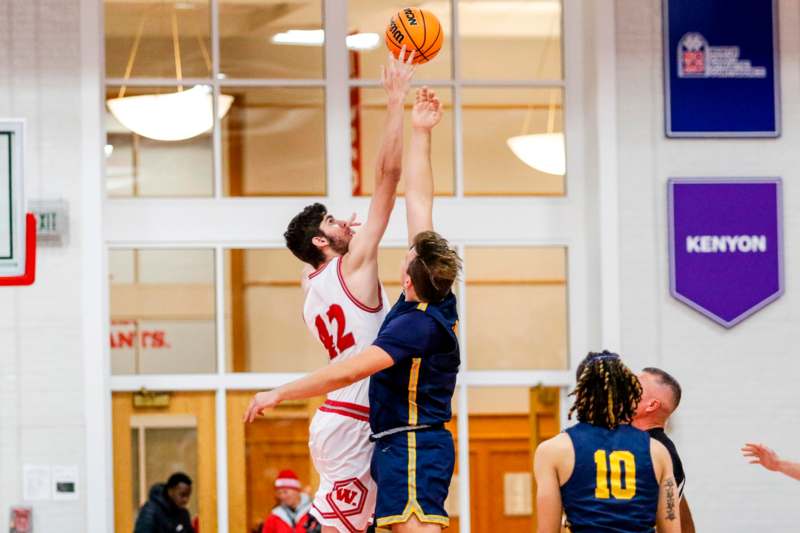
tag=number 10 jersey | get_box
[303,256,390,408]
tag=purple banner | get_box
[668,178,783,328]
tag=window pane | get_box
[222,87,326,196]
[226,248,405,372]
[459,0,562,80]
[110,249,217,374]
[105,1,211,79]
[467,386,561,532]
[227,391,320,532]
[466,247,567,370]
[462,88,565,196]
[348,0,453,80]
[219,0,324,79]
[105,86,214,198]
[352,88,454,196]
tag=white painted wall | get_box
[616,0,800,530]
[0,0,88,531]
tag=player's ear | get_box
[312,235,328,249]
[647,399,660,413]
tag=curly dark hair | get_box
[284,203,327,268]
[408,231,462,303]
[568,351,642,430]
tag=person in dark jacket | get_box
[134,472,196,533]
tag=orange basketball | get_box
[385,7,444,65]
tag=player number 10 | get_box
[594,450,636,500]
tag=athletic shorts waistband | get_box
[369,423,445,441]
[318,399,370,423]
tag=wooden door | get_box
[227,391,323,533]
[112,391,217,533]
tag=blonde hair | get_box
[408,231,462,303]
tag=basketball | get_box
[385,7,443,65]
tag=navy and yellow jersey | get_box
[369,292,460,435]
[561,423,659,533]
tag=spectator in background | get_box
[262,470,312,533]
[134,472,195,533]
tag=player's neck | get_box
[631,415,666,432]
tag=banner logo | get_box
[677,32,767,79]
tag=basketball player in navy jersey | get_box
[534,352,680,533]
[246,88,460,533]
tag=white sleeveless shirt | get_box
[302,256,390,407]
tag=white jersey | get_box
[302,256,390,407]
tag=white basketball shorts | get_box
[308,400,377,533]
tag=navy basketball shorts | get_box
[371,428,455,529]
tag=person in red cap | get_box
[262,470,313,533]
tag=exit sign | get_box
[29,200,68,246]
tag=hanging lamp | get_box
[106,7,233,142]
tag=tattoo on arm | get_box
[665,478,677,521]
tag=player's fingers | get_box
[406,48,415,65]
[399,45,407,63]
[749,459,762,464]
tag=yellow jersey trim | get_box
[408,357,421,426]
[416,302,429,312]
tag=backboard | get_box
[0,120,36,285]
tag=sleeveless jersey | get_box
[369,292,460,434]
[302,256,390,407]
[561,422,659,533]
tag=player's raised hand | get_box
[381,46,415,103]
[742,443,781,471]
[243,390,281,423]
[412,86,442,131]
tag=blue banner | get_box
[663,0,779,137]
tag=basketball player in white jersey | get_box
[246,49,415,533]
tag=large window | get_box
[104,0,564,198]
[104,2,578,532]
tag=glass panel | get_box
[462,88,565,196]
[105,86,214,198]
[459,0,562,80]
[105,0,211,79]
[465,247,567,370]
[352,88,454,196]
[222,87,326,196]
[348,0,453,80]
[219,0,324,79]
[110,249,216,374]
[144,427,200,518]
[467,387,538,533]
[226,248,405,372]
[227,391,319,533]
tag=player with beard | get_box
[245,49,415,533]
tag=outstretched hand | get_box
[381,46,415,103]
[741,443,781,471]
[412,86,442,131]
[243,390,281,423]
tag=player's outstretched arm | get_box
[652,440,681,533]
[243,346,394,422]
[405,87,442,245]
[742,443,800,480]
[533,437,565,533]
[345,49,415,273]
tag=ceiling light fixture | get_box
[107,6,233,142]
[271,30,381,51]
[505,12,565,176]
